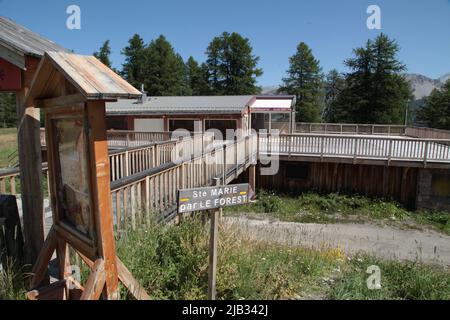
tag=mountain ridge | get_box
[261,73,449,100]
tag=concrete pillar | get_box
[416,168,432,210]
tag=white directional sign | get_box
[177,184,251,214]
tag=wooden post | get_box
[86,102,119,300]
[249,165,256,199]
[222,144,226,184]
[388,139,393,166]
[208,179,221,300]
[16,81,44,267]
[235,137,239,179]
[424,140,429,168]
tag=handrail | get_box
[295,122,407,135]
[110,136,254,192]
[0,163,49,196]
[296,122,407,128]
[259,133,450,165]
[40,128,213,148]
[0,163,49,179]
[282,132,450,143]
[405,126,450,140]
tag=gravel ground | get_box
[224,216,450,266]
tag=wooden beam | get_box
[80,258,106,300]
[54,224,97,262]
[16,57,44,268]
[117,258,151,300]
[77,251,150,300]
[27,279,68,300]
[35,93,85,109]
[86,101,119,300]
[30,227,57,289]
[0,46,25,70]
[76,249,94,268]
[56,238,72,280]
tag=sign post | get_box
[178,182,252,300]
[208,206,219,300]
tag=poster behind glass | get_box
[54,117,93,239]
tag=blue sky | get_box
[1,0,449,86]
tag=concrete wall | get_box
[416,169,450,211]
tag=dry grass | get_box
[0,128,18,167]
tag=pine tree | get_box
[323,69,345,122]
[205,36,222,94]
[186,56,209,95]
[93,40,112,68]
[279,42,323,122]
[416,79,450,130]
[332,34,412,124]
[205,32,262,95]
[121,34,147,89]
[143,35,190,96]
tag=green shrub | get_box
[413,211,450,235]
[257,190,283,213]
[329,255,450,300]
[117,217,345,300]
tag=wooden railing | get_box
[109,134,258,232]
[108,133,216,181]
[296,123,407,136]
[109,141,177,181]
[406,127,450,141]
[259,134,450,166]
[40,128,215,149]
[107,130,173,148]
[0,163,50,198]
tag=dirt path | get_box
[224,216,450,266]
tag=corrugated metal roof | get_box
[106,96,254,115]
[0,16,69,57]
[26,52,142,104]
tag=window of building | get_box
[169,119,195,132]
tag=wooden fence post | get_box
[353,137,358,164]
[222,144,226,184]
[235,137,239,179]
[424,141,429,168]
[124,150,130,177]
[320,136,324,161]
[388,139,393,166]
